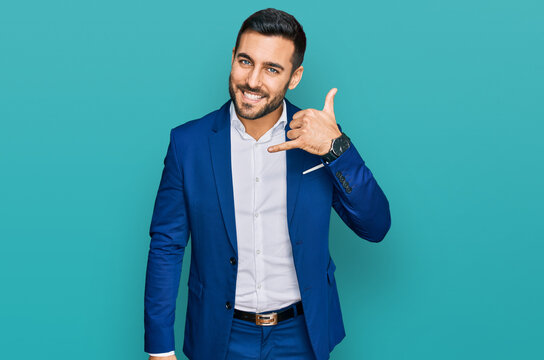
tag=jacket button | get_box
[342,181,349,189]
[346,186,352,193]
[225,301,232,310]
[335,171,342,178]
[230,257,236,265]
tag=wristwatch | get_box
[321,132,351,164]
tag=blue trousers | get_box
[225,302,316,360]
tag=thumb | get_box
[323,88,337,114]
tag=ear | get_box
[231,47,235,64]
[288,65,304,90]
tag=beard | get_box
[228,74,289,120]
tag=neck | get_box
[237,102,284,141]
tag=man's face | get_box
[229,30,303,121]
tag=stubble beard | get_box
[228,74,289,121]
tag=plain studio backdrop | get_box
[0,0,542,359]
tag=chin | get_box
[236,98,265,119]
[237,107,262,120]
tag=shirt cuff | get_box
[148,351,175,357]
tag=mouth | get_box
[242,90,265,103]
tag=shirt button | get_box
[257,284,262,289]
[254,212,259,218]
[255,177,260,182]
[256,250,261,255]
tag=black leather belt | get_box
[233,301,304,326]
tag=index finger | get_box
[267,139,300,153]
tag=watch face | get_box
[332,135,349,156]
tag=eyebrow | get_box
[237,52,285,71]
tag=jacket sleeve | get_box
[144,129,190,354]
[321,130,391,242]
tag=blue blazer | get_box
[144,98,391,359]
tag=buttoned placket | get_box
[235,118,286,313]
[252,140,263,310]
[254,126,283,311]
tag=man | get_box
[144,8,391,360]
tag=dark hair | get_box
[234,8,306,74]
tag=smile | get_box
[242,91,264,103]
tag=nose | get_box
[246,67,262,91]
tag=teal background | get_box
[1,0,542,358]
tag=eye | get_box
[267,68,279,74]
[240,59,251,65]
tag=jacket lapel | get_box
[284,99,307,230]
[209,100,238,255]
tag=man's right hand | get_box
[149,356,176,360]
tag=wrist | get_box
[321,132,351,163]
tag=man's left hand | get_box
[268,88,342,156]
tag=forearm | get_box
[144,129,190,353]
[323,142,391,242]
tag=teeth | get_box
[244,92,263,100]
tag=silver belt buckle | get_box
[255,312,278,326]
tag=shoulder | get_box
[170,100,230,140]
